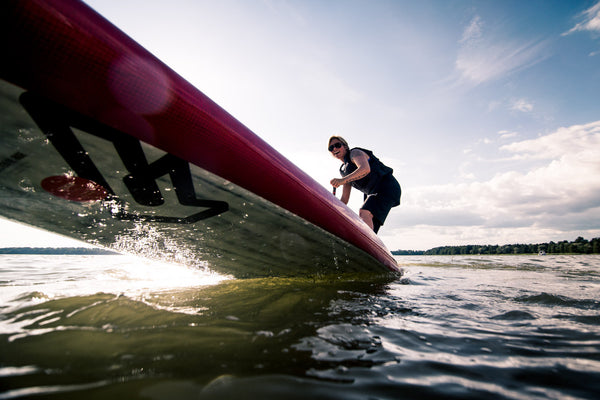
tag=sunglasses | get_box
[328,142,343,152]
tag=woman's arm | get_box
[330,149,371,204]
[346,149,371,182]
[336,149,370,184]
[340,182,352,204]
[330,149,371,188]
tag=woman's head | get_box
[328,136,349,160]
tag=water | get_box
[1,254,599,399]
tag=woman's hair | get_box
[328,135,349,149]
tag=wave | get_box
[515,292,600,310]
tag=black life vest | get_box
[339,147,393,194]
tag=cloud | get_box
[500,120,600,160]
[563,1,600,36]
[388,121,600,248]
[454,16,548,85]
[498,130,518,140]
[510,98,534,112]
[460,15,484,44]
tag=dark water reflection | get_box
[1,274,405,399]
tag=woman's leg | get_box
[359,208,374,230]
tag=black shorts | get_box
[361,174,401,229]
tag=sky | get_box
[1,0,599,251]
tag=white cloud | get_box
[460,15,483,44]
[385,121,600,249]
[456,40,548,85]
[500,120,600,160]
[454,16,548,85]
[498,130,518,140]
[563,1,600,35]
[510,98,534,112]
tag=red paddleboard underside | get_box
[0,0,399,278]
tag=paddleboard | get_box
[0,0,400,278]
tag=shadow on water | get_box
[0,273,409,399]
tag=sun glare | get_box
[103,255,231,291]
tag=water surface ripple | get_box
[1,254,599,399]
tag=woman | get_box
[328,136,401,233]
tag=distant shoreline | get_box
[393,236,599,256]
[393,253,598,256]
[0,247,120,255]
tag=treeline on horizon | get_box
[393,237,600,256]
[0,247,119,255]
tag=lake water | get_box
[1,254,599,399]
